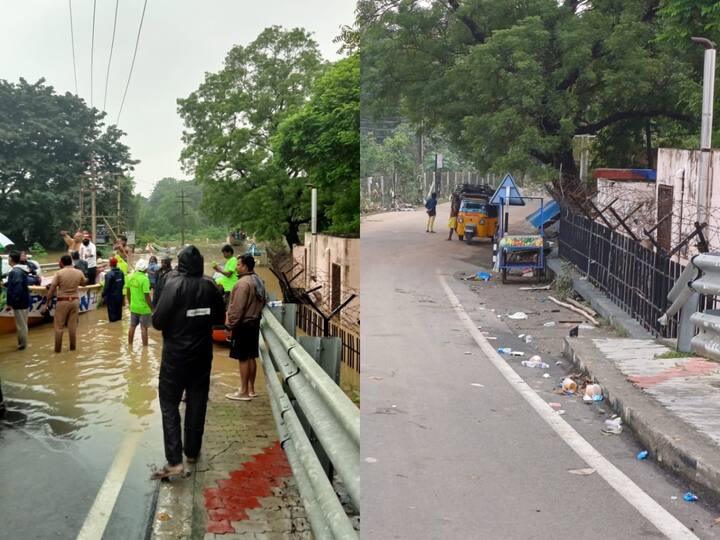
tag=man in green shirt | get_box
[212,244,238,304]
[125,258,153,347]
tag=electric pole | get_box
[90,159,97,242]
[177,188,189,246]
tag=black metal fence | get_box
[297,303,361,373]
[558,210,686,337]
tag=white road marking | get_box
[75,430,143,540]
[437,273,698,540]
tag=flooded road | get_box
[0,255,280,540]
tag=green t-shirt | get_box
[216,256,238,292]
[124,271,151,314]
[115,254,129,275]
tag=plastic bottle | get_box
[497,347,512,354]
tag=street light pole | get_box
[678,37,716,352]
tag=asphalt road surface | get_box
[361,204,719,539]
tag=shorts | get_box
[130,313,151,328]
[229,319,261,361]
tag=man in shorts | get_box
[225,255,267,401]
[44,254,86,352]
[125,258,153,347]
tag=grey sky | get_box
[0,0,355,196]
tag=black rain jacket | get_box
[6,266,30,310]
[152,246,224,363]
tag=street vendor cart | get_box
[497,234,545,283]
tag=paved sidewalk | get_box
[566,336,720,501]
[151,357,313,540]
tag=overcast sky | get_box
[0,0,355,196]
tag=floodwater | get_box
[0,256,280,540]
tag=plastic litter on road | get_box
[497,347,512,354]
[601,417,623,435]
[510,351,525,357]
[543,321,556,327]
[521,355,549,368]
[683,492,698,502]
[542,373,550,378]
[508,312,529,320]
[548,402,562,410]
[636,450,649,460]
[562,377,577,394]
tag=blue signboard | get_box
[490,173,525,206]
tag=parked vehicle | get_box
[451,184,498,244]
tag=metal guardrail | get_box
[688,254,720,360]
[259,305,359,540]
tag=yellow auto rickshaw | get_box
[452,185,498,244]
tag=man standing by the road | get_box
[212,244,238,305]
[151,245,224,479]
[6,251,31,350]
[103,257,125,322]
[225,255,267,401]
[80,233,97,284]
[425,192,438,233]
[125,259,153,347]
[45,254,86,353]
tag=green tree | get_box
[360,0,711,185]
[135,178,208,238]
[274,54,360,235]
[177,26,325,248]
[0,78,135,250]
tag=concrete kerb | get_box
[564,337,720,504]
[546,257,652,340]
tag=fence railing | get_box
[260,307,359,540]
[558,209,687,337]
[297,303,360,374]
[361,171,500,210]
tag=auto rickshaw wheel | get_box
[465,234,473,245]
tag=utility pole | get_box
[79,176,84,230]
[177,188,188,246]
[677,36,716,353]
[117,182,122,235]
[90,159,97,242]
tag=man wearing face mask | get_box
[79,232,97,285]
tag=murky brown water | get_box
[0,248,282,539]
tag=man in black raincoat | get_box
[151,245,225,479]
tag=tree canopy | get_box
[134,178,218,240]
[359,0,719,184]
[0,78,136,250]
[178,26,326,248]
[274,53,360,235]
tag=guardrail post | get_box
[269,303,297,338]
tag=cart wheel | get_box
[502,268,508,284]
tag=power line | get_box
[116,0,149,126]
[68,0,78,95]
[90,0,97,107]
[103,0,120,111]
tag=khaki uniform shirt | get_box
[52,267,86,297]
